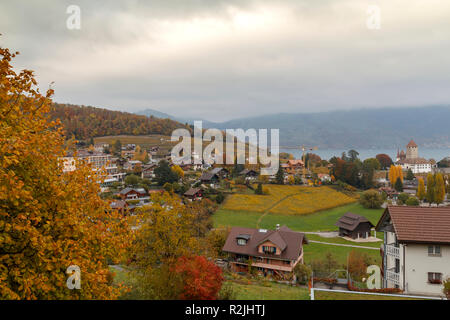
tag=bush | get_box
[218,282,237,300]
[294,263,312,285]
[359,190,383,209]
[405,197,420,206]
[216,192,225,204]
[443,277,450,299]
[397,193,410,205]
[255,183,263,195]
[163,182,173,193]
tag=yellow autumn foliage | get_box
[222,185,356,215]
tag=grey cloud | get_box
[1,0,450,121]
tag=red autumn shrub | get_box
[174,255,223,300]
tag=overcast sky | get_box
[1,0,450,121]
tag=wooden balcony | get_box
[231,260,293,272]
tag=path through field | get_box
[255,192,304,228]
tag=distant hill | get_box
[136,108,210,126]
[202,106,450,149]
[50,104,191,140]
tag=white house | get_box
[376,206,450,297]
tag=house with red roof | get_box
[376,206,450,297]
[222,225,308,280]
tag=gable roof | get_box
[119,187,147,195]
[200,172,219,181]
[222,226,308,261]
[239,169,258,176]
[336,212,374,231]
[376,206,450,244]
[184,187,202,196]
[407,139,418,148]
[210,167,228,175]
[287,159,304,166]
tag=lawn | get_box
[214,202,384,232]
[306,234,383,248]
[303,242,381,267]
[224,280,310,300]
[221,185,356,215]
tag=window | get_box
[428,245,441,256]
[237,239,247,246]
[262,246,276,254]
[428,273,442,284]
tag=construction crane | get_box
[279,145,318,179]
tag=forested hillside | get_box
[50,103,191,140]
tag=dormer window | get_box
[237,239,247,246]
[236,234,250,246]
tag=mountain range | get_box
[136,106,450,149]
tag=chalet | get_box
[376,206,450,297]
[119,187,147,200]
[200,172,220,184]
[141,164,156,179]
[222,225,308,280]
[124,160,142,171]
[379,187,398,199]
[110,200,129,215]
[183,187,203,201]
[210,167,229,179]
[318,173,331,182]
[239,169,258,180]
[286,159,304,173]
[336,212,374,239]
[121,150,135,159]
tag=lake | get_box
[279,148,450,162]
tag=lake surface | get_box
[279,148,450,162]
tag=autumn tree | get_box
[435,173,446,204]
[348,250,367,280]
[171,165,185,179]
[174,255,223,300]
[128,193,200,299]
[417,178,426,201]
[376,154,393,170]
[0,46,130,299]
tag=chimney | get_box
[276,224,280,231]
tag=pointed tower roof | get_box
[406,139,418,148]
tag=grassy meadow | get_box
[213,202,384,232]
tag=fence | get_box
[310,287,447,300]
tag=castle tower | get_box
[406,139,418,159]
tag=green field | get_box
[224,280,310,300]
[303,242,381,266]
[213,202,384,232]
